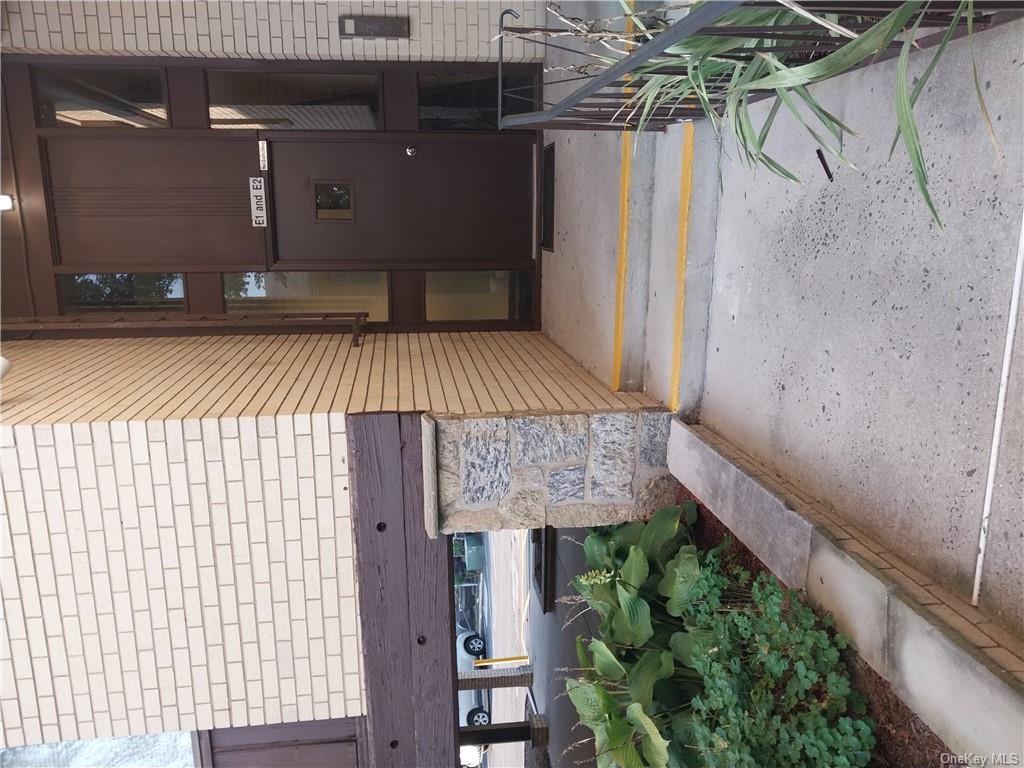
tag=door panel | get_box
[45,135,267,271]
[270,139,533,268]
[200,717,363,768]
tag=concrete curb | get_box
[668,419,1024,756]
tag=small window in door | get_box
[314,182,354,221]
[207,71,380,130]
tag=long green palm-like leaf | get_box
[895,9,942,224]
[734,3,922,92]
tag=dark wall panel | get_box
[45,134,267,272]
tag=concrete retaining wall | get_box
[668,419,1024,756]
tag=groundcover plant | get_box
[566,505,875,767]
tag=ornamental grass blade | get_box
[895,12,942,225]
[773,0,859,39]
[735,2,922,92]
[887,0,967,160]
[968,0,1001,155]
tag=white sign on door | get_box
[249,176,267,227]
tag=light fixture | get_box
[0,194,13,212]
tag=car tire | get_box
[466,707,491,727]
[463,633,486,657]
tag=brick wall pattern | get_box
[0,1,547,62]
[0,413,362,748]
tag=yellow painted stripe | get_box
[610,131,634,391]
[610,4,636,392]
[669,121,697,413]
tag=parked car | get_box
[456,630,490,729]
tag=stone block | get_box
[510,415,588,466]
[460,418,510,505]
[806,528,892,676]
[548,465,585,504]
[440,507,505,534]
[436,419,461,473]
[667,419,812,588]
[421,415,438,539]
[498,487,546,529]
[888,593,1024,756]
[589,413,637,501]
[637,411,672,467]
[546,501,634,528]
[633,473,679,515]
[512,466,544,491]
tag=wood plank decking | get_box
[0,332,661,425]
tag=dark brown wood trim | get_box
[184,273,226,314]
[2,53,540,76]
[381,70,418,132]
[256,129,536,143]
[347,414,458,768]
[399,413,460,766]
[166,66,211,128]
[389,270,425,326]
[2,63,59,314]
[208,717,362,751]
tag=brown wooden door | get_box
[198,717,364,767]
[269,138,534,269]
[44,134,267,272]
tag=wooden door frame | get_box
[346,413,459,767]
[0,55,543,331]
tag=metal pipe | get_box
[497,8,521,131]
[971,198,1024,605]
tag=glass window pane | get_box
[425,271,533,322]
[33,67,168,128]
[207,72,379,130]
[315,182,354,221]
[0,731,195,768]
[224,271,388,321]
[418,72,535,131]
[59,273,184,314]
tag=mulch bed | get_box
[678,486,951,768]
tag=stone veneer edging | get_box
[426,411,677,534]
[668,418,1024,757]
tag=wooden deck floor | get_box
[0,332,661,425]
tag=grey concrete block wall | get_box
[666,418,813,588]
[806,529,893,676]
[889,594,1024,756]
[432,411,677,534]
[668,419,1024,756]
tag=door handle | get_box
[405,145,418,157]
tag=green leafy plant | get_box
[523,0,997,224]
[566,506,874,767]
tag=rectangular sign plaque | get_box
[249,176,267,227]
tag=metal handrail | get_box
[495,1,1016,133]
[497,2,742,131]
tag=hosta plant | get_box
[566,505,874,767]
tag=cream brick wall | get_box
[0,413,362,748]
[0,1,546,62]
